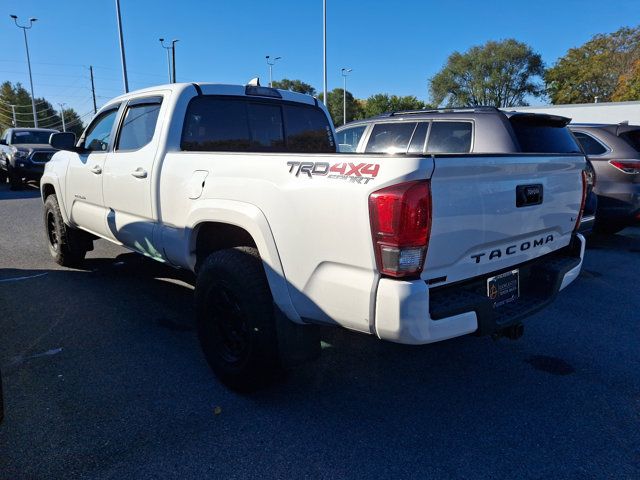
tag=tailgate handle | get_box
[516,184,543,207]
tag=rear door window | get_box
[573,131,608,155]
[426,122,472,153]
[337,126,366,152]
[117,100,162,151]
[619,130,640,152]
[365,122,417,153]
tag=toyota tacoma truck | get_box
[0,127,59,190]
[40,82,588,391]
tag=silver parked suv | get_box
[570,123,640,234]
[336,107,596,231]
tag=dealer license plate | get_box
[486,269,519,308]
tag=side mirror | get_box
[50,132,77,151]
[0,139,6,146]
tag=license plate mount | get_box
[487,269,520,308]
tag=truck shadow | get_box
[0,181,41,200]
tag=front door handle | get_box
[131,167,147,179]
[91,165,102,175]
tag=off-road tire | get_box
[195,247,282,392]
[43,195,91,267]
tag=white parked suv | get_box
[41,82,588,390]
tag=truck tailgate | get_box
[423,154,586,285]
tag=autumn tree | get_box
[430,39,544,107]
[545,26,640,104]
[612,59,640,101]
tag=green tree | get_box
[430,39,544,107]
[318,88,363,125]
[0,81,84,135]
[272,78,316,96]
[362,93,427,117]
[546,26,640,104]
[613,59,640,101]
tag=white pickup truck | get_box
[41,82,587,391]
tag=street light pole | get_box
[58,103,66,132]
[9,105,17,127]
[341,68,352,125]
[115,0,129,93]
[265,55,282,87]
[159,38,172,83]
[322,0,327,105]
[10,15,38,127]
[171,39,178,83]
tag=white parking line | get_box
[0,272,49,283]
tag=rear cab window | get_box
[181,96,335,153]
[509,115,581,154]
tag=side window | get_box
[408,122,429,153]
[116,101,162,151]
[573,131,608,155]
[365,122,417,153]
[247,103,284,151]
[337,126,366,152]
[283,104,335,153]
[84,109,119,152]
[427,122,472,153]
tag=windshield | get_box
[11,130,55,145]
[619,130,640,152]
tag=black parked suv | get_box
[336,107,596,233]
[570,123,640,234]
[0,128,58,190]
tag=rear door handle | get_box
[131,167,147,179]
[91,165,102,175]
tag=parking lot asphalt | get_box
[0,182,639,479]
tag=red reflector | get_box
[609,160,640,174]
[369,180,432,278]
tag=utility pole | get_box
[265,55,282,87]
[9,105,17,127]
[58,103,66,132]
[322,0,327,105]
[89,66,97,114]
[115,0,129,93]
[341,68,352,125]
[10,15,38,127]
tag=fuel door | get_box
[188,170,209,199]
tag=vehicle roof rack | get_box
[382,106,501,117]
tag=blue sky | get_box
[0,0,638,124]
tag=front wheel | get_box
[8,166,22,191]
[195,247,282,392]
[43,195,92,267]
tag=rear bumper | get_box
[374,234,585,345]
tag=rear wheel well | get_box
[194,222,258,271]
[42,183,56,201]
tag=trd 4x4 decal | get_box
[287,161,380,184]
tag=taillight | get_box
[369,180,432,278]
[609,160,640,174]
[574,170,587,233]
